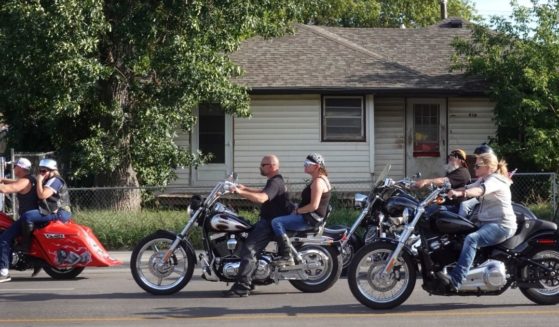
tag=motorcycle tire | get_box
[328,224,363,276]
[519,247,559,305]
[289,245,342,293]
[348,242,416,310]
[43,266,85,279]
[130,231,195,295]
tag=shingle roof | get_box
[229,18,485,95]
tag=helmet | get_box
[474,143,494,155]
[39,158,58,171]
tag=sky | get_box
[469,0,535,21]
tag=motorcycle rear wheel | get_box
[43,266,85,279]
[519,248,559,305]
[130,231,195,295]
[289,245,342,293]
[348,242,416,310]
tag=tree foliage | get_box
[452,0,559,173]
[0,0,302,188]
[301,0,477,27]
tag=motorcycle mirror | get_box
[414,172,422,179]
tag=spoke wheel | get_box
[348,242,416,310]
[520,249,559,305]
[130,232,195,295]
[289,245,342,293]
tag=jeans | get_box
[0,219,23,269]
[0,210,71,270]
[20,209,71,225]
[449,223,516,288]
[459,198,480,217]
[271,214,310,236]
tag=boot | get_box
[279,234,295,266]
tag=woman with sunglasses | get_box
[441,152,517,291]
[19,158,72,229]
[270,153,332,265]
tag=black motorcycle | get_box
[346,164,542,257]
[341,165,419,257]
[130,174,345,295]
[347,183,559,309]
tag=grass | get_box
[73,203,555,251]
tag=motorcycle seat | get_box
[499,219,557,249]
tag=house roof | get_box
[229,18,486,95]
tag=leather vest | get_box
[39,176,71,215]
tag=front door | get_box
[192,104,233,186]
[405,98,447,178]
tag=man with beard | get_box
[413,149,471,212]
[223,154,293,297]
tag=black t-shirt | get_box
[446,167,471,205]
[260,174,293,221]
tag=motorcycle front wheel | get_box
[519,248,559,305]
[289,245,342,293]
[130,231,195,295]
[348,242,416,310]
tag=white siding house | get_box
[168,19,497,190]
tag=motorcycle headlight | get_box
[354,193,368,209]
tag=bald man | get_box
[224,154,293,297]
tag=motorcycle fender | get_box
[34,221,121,267]
[513,230,559,254]
[154,229,198,265]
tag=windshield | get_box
[374,164,391,187]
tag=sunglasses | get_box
[474,163,486,169]
[304,160,318,168]
[260,163,271,167]
[39,169,49,174]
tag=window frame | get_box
[321,95,366,142]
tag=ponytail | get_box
[496,160,509,179]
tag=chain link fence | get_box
[60,173,558,220]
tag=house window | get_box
[413,103,440,157]
[322,96,365,142]
[199,103,225,163]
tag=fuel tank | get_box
[209,212,253,232]
[430,208,477,234]
[385,196,418,217]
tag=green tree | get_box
[452,0,559,173]
[302,0,477,28]
[0,0,301,208]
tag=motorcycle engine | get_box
[459,259,507,291]
[220,256,272,281]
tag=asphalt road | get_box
[0,252,558,327]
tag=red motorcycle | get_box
[0,212,121,279]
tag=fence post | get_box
[553,173,557,217]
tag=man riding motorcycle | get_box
[224,154,293,297]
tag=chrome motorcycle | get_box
[347,184,559,309]
[130,174,345,295]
